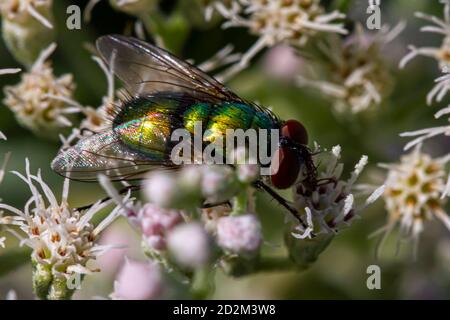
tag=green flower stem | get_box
[232,190,248,215]
[253,256,307,274]
[191,266,214,300]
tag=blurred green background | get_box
[0,0,449,299]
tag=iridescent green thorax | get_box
[112,94,281,159]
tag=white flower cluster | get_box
[292,145,384,238]
[0,160,123,280]
[398,0,450,149]
[297,24,404,113]
[398,0,450,204]
[209,0,347,79]
[0,68,21,248]
[376,146,450,258]
[400,0,450,72]
[3,44,78,138]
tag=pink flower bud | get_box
[201,165,238,203]
[137,204,183,250]
[263,45,302,80]
[144,171,178,207]
[237,164,260,183]
[217,214,262,257]
[167,223,211,268]
[112,258,163,300]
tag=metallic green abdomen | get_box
[113,95,280,159]
[184,102,279,142]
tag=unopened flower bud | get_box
[167,223,211,269]
[201,165,239,203]
[144,171,181,208]
[216,214,262,257]
[237,164,260,184]
[138,204,183,250]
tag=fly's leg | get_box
[253,180,309,230]
[79,128,98,136]
[201,201,232,209]
[77,184,141,211]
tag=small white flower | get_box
[293,145,384,237]
[297,23,404,113]
[3,43,78,137]
[0,159,123,279]
[216,214,262,257]
[400,0,450,71]
[374,145,450,257]
[167,223,211,269]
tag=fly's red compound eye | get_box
[281,119,308,145]
[270,147,300,189]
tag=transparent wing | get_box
[51,130,177,182]
[96,34,243,102]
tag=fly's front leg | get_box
[253,180,309,230]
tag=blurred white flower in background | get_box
[263,45,303,81]
[111,259,164,300]
[0,68,21,248]
[3,43,79,138]
[0,160,124,299]
[297,23,404,113]
[401,105,450,151]
[374,145,450,258]
[111,258,163,300]
[292,145,384,238]
[1,0,55,66]
[97,223,134,274]
[58,56,119,148]
[0,68,20,187]
[86,0,159,20]
[213,0,348,79]
[400,0,450,71]
[0,0,53,28]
